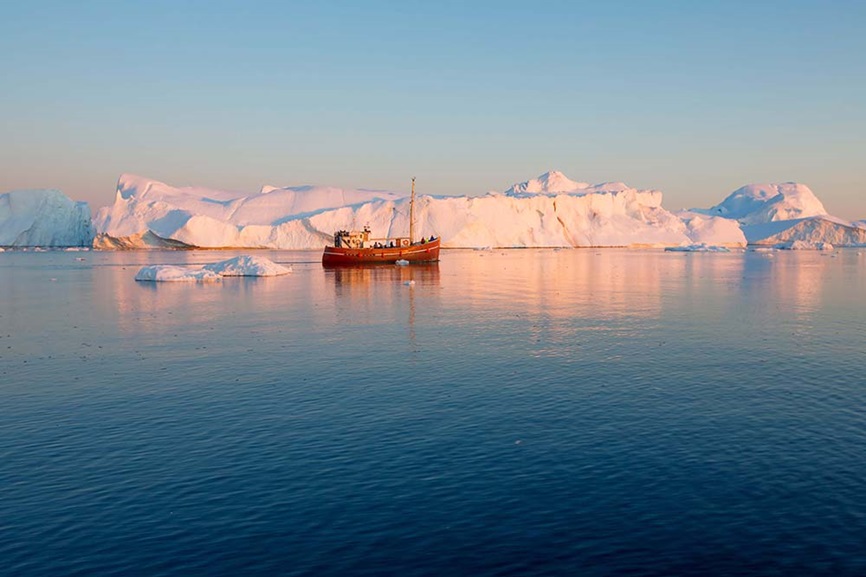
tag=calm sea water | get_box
[2,248,865,576]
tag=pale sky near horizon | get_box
[2,1,865,218]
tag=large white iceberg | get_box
[0,189,93,247]
[94,171,746,249]
[693,182,866,248]
[94,174,402,249]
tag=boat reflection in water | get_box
[327,262,440,348]
[328,262,440,294]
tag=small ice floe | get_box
[135,255,291,282]
[778,240,834,251]
[403,280,415,286]
[135,265,222,282]
[395,259,409,266]
[665,244,730,253]
[202,255,291,277]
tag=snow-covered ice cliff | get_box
[93,171,745,249]
[0,189,93,247]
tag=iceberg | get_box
[134,265,222,282]
[94,174,402,249]
[664,244,732,253]
[0,189,93,247]
[202,255,291,276]
[693,183,866,248]
[135,255,291,282]
[696,182,827,225]
[778,240,834,251]
[94,171,746,249]
[743,217,866,247]
[8,172,853,251]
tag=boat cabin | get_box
[333,226,411,250]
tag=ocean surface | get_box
[2,248,866,576]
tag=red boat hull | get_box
[322,239,440,266]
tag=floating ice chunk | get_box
[395,259,409,266]
[665,244,730,253]
[202,255,291,277]
[135,255,291,282]
[135,265,222,282]
[778,240,834,251]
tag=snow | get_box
[202,255,291,276]
[742,217,866,247]
[94,173,404,242]
[692,184,866,247]
[135,265,222,282]
[0,189,93,247]
[135,255,291,282]
[94,172,747,249]
[676,211,746,247]
[779,240,834,251]
[696,183,827,225]
[505,170,591,195]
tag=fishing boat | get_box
[322,178,440,266]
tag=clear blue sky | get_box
[2,0,865,218]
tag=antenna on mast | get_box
[410,177,416,244]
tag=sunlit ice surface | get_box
[1,248,866,576]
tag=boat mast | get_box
[409,177,416,244]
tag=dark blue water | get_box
[2,249,866,576]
